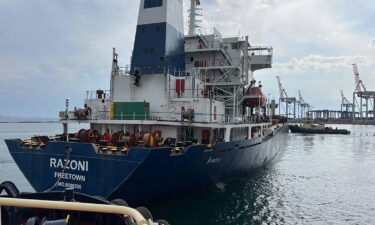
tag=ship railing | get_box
[151,111,227,123]
[185,40,221,51]
[224,116,269,124]
[116,63,247,77]
[198,27,223,40]
[62,109,268,125]
[119,66,131,76]
[92,111,110,120]
[109,111,226,123]
[0,197,149,225]
[249,46,273,56]
[221,35,244,40]
[85,90,111,100]
[121,65,189,77]
[112,65,131,76]
[106,111,267,125]
[186,57,242,68]
[170,88,225,101]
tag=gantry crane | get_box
[341,90,353,111]
[340,90,354,119]
[352,64,375,120]
[298,90,310,118]
[276,76,297,118]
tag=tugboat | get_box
[289,123,350,135]
[5,0,289,206]
[0,181,169,225]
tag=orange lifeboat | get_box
[245,87,267,107]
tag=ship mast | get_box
[188,0,201,36]
[110,48,119,100]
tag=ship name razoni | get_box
[50,158,89,172]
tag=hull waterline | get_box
[5,125,289,206]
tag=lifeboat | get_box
[245,86,267,107]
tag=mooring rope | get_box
[44,146,73,192]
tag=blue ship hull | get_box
[5,125,289,206]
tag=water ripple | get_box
[1,124,375,224]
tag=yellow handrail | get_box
[0,197,148,225]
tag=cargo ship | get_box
[5,0,289,206]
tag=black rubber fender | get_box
[93,195,110,203]
[135,206,153,221]
[0,181,20,198]
[110,198,129,206]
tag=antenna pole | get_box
[65,99,69,142]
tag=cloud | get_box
[257,54,375,109]
[0,0,139,117]
[0,0,374,116]
[197,0,374,109]
[273,55,372,72]
[370,39,375,48]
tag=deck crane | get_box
[276,76,296,118]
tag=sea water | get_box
[1,123,374,224]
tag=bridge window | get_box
[144,0,163,9]
[251,126,261,139]
[231,43,239,49]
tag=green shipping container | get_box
[113,102,150,120]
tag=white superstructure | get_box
[62,0,275,145]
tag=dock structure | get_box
[298,64,375,125]
[307,110,356,121]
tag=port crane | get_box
[276,76,297,118]
[340,90,353,113]
[351,64,375,121]
[298,90,310,119]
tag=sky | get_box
[0,0,374,118]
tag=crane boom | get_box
[341,90,348,104]
[276,76,287,98]
[298,90,304,104]
[352,63,361,91]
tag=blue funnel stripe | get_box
[131,22,185,75]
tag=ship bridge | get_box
[183,25,273,120]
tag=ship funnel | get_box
[130,0,185,75]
